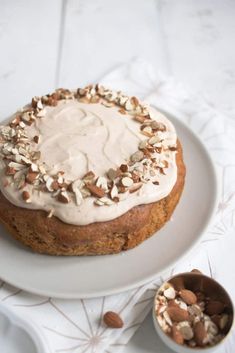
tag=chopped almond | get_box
[86,184,105,198]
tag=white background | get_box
[0,1,235,352]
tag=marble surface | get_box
[0,1,235,352]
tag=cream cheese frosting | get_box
[0,87,177,225]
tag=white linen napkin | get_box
[0,58,235,353]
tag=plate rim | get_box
[0,110,220,298]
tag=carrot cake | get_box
[0,85,185,255]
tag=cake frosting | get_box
[0,86,177,225]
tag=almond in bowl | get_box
[152,271,234,353]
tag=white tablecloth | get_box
[0,59,234,353]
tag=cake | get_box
[0,85,185,255]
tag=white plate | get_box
[0,111,219,298]
[0,304,50,353]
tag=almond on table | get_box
[103,311,124,329]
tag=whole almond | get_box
[171,325,184,345]
[194,321,207,346]
[179,289,197,305]
[167,306,189,322]
[206,300,225,315]
[103,311,124,329]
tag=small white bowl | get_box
[152,272,234,353]
[0,304,50,353]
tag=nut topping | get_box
[129,182,143,194]
[22,190,31,203]
[26,171,39,184]
[121,177,134,188]
[120,164,128,173]
[107,168,118,180]
[96,176,108,190]
[86,184,105,198]
[5,166,16,175]
[150,121,166,131]
[82,171,95,182]
[0,84,177,208]
[110,185,118,199]
[131,151,144,163]
[33,135,39,143]
[58,191,70,203]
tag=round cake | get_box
[0,85,185,255]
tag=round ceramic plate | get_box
[0,111,219,298]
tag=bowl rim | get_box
[152,271,235,351]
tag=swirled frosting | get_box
[0,89,177,225]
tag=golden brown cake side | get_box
[0,141,185,256]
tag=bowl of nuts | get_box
[153,270,234,352]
